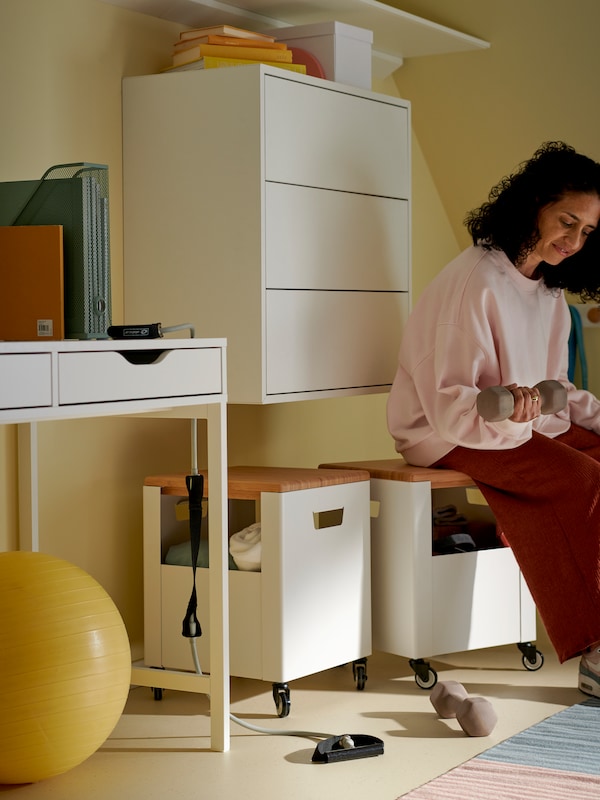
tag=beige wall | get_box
[2,0,598,655]
[392,0,600,389]
[0,0,407,656]
[0,0,213,654]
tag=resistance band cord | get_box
[183,418,355,749]
[185,633,351,745]
[190,638,354,749]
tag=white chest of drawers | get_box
[123,65,411,404]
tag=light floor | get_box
[0,625,583,799]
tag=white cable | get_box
[161,323,196,337]
[184,404,353,746]
[189,631,203,675]
[187,640,338,741]
[229,712,336,740]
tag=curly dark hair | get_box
[464,141,600,301]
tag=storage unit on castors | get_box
[320,459,543,689]
[142,466,372,716]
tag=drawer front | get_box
[264,75,409,197]
[0,353,52,410]
[432,548,524,653]
[266,290,409,395]
[58,347,223,405]
[261,481,371,680]
[265,183,409,291]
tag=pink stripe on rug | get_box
[397,759,600,799]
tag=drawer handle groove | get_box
[118,350,168,365]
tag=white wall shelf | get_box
[100,0,489,77]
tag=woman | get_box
[387,141,600,695]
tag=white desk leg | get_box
[17,422,39,552]
[206,403,230,752]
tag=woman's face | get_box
[521,191,600,276]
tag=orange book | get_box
[179,25,276,42]
[173,42,293,67]
[0,225,64,340]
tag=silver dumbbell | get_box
[477,380,567,422]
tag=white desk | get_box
[0,338,230,751]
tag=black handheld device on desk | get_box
[107,323,162,339]
[108,322,195,340]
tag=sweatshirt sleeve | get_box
[387,247,600,463]
[564,383,600,432]
[414,321,535,450]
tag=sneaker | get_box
[579,647,600,697]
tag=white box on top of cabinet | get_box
[123,64,411,404]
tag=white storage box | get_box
[269,21,373,89]
[142,467,372,695]
[321,459,540,687]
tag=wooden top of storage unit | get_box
[145,465,371,500]
[319,459,475,490]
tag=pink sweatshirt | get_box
[387,245,600,466]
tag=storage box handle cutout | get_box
[313,508,344,529]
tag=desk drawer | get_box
[58,347,222,405]
[0,353,52,410]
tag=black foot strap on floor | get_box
[312,734,384,763]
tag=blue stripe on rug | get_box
[476,697,600,774]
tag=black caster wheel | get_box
[409,658,438,690]
[150,666,166,700]
[272,683,291,718]
[517,642,545,671]
[522,650,544,671]
[352,658,368,690]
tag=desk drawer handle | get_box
[118,350,168,365]
[313,508,344,529]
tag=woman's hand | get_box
[505,383,542,422]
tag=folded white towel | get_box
[229,522,262,571]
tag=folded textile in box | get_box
[165,522,263,570]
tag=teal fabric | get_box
[568,304,588,389]
[165,540,238,570]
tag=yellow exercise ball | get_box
[0,551,131,784]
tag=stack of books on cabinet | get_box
[163,24,307,75]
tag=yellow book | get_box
[162,56,307,75]
[179,25,276,42]
[173,35,288,54]
[173,42,293,67]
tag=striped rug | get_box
[397,697,600,799]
